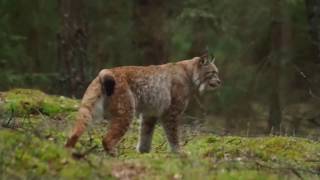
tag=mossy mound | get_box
[1,127,319,180]
[0,89,319,179]
[0,89,79,117]
[186,136,320,176]
[0,129,115,179]
[187,135,320,162]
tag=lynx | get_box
[65,54,221,155]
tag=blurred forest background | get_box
[1,0,320,138]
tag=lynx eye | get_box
[206,71,217,77]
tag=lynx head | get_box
[193,53,221,93]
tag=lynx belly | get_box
[133,74,172,116]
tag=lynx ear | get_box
[210,56,216,64]
[199,52,210,65]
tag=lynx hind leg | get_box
[161,113,181,153]
[102,90,135,155]
[65,77,103,148]
[102,116,133,156]
[137,116,158,153]
[65,107,93,148]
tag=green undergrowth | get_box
[0,89,320,180]
[0,89,79,117]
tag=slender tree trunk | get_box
[26,0,40,72]
[305,0,320,62]
[268,65,282,133]
[133,0,169,65]
[27,28,40,72]
[58,0,89,97]
[268,0,283,134]
[188,19,207,58]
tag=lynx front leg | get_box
[161,113,181,153]
[137,116,158,153]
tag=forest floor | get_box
[0,89,319,180]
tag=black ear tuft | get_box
[199,52,209,65]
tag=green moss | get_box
[0,89,319,179]
[1,127,319,179]
[216,170,279,180]
[185,135,320,173]
[0,130,112,179]
[1,89,79,117]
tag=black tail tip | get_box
[103,76,116,96]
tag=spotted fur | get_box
[65,54,221,155]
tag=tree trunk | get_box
[268,0,283,134]
[58,0,89,97]
[268,66,282,133]
[305,0,320,62]
[133,0,169,65]
[26,0,40,72]
[188,19,207,58]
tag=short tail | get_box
[65,69,115,149]
[98,69,116,97]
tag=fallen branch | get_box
[1,106,15,129]
[292,64,320,100]
[72,145,98,160]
